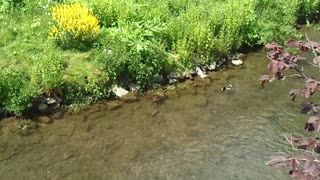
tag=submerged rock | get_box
[196,87,207,95]
[165,90,180,99]
[192,78,210,88]
[191,95,208,107]
[181,86,197,95]
[152,93,167,104]
[39,116,51,124]
[121,93,139,103]
[7,120,39,136]
[106,100,123,110]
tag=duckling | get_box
[221,84,233,92]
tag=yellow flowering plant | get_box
[49,2,100,50]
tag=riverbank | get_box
[0,66,241,136]
[0,49,300,179]
[0,0,319,116]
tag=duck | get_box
[221,84,233,92]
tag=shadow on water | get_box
[1,27,320,180]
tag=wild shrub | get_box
[49,2,100,50]
[167,0,256,67]
[29,51,64,93]
[252,0,300,44]
[0,66,37,115]
[98,21,173,89]
[87,0,138,27]
[297,0,320,23]
[62,53,111,105]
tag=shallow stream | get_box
[1,27,319,180]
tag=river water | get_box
[0,28,319,180]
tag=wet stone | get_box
[39,116,51,124]
[120,93,139,103]
[46,98,57,105]
[222,72,235,80]
[62,152,75,161]
[188,95,208,107]
[9,120,39,136]
[106,100,123,111]
[87,110,107,120]
[201,78,211,85]
[196,87,207,95]
[194,77,211,87]
[164,101,184,112]
[181,86,197,95]
[165,90,180,99]
[176,83,188,90]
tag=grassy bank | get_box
[0,0,319,116]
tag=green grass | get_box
[0,0,319,115]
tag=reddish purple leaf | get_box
[304,79,319,96]
[267,60,288,74]
[265,42,282,50]
[301,89,312,98]
[267,61,278,73]
[259,74,275,86]
[266,156,300,170]
[304,157,317,173]
[266,156,292,168]
[297,55,307,61]
[290,170,313,180]
[267,50,281,59]
[300,45,309,52]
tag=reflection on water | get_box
[1,27,319,180]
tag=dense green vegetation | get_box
[0,0,319,115]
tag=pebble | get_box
[196,67,208,78]
[231,59,243,66]
[112,86,129,97]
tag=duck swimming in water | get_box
[221,84,233,92]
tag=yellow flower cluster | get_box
[49,3,100,43]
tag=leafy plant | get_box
[0,66,37,115]
[297,0,320,24]
[87,0,138,27]
[262,36,320,179]
[98,21,173,89]
[62,53,110,104]
[252,0,300,44]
